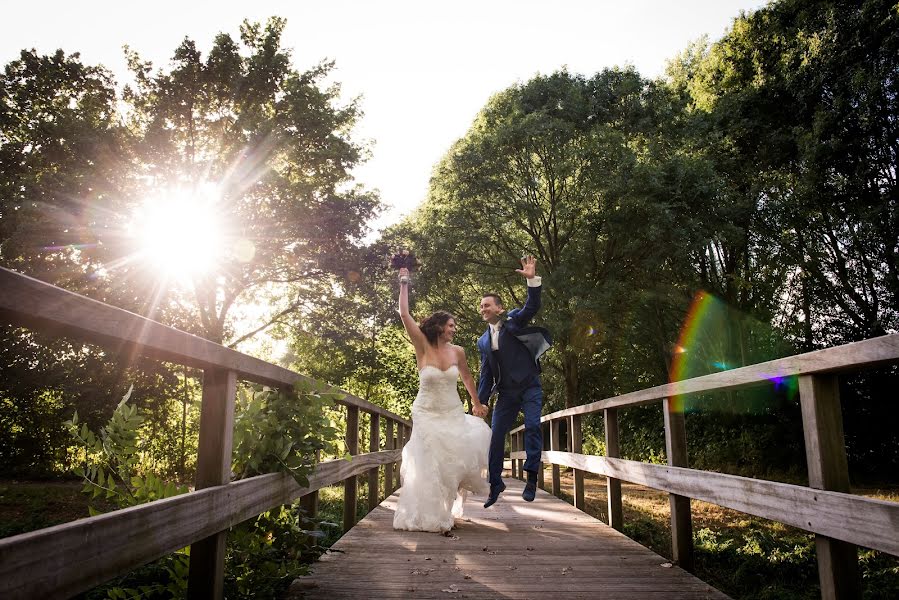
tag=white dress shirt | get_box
[490,321,502,350]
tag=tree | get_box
[0,48,128,290]
[122,17,380,344]
[684,0,899,345]
[402,69,712,409]
[0,49,179,476]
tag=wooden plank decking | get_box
[288,479,729,599]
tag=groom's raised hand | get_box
[515,255,537,279]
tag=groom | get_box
[478,255,551,507]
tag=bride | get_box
[392,267,492,533]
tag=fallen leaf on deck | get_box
[442,584,461,593]
[660,562,673,568]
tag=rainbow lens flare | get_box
[669,291,798,413]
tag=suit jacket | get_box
[477,284,552,405]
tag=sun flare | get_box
[132,185,225,279]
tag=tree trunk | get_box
[801,268,814,351]
[562,351,579,409]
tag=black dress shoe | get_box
[522,470,538,502]
[483,481,506,508]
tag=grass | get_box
[0,479,117,538]
[547,467,899,600]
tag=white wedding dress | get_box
[393,364,491,532]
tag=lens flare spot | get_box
[233,238,256,263]
[670,291,798,413]
[132,183,224,279]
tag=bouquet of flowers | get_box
[391,249,418,283]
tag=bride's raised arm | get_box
[398,268,428,356]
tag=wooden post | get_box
[571,414,585,511]
[604,408,623,530]
[397,425,406,487]
[538,423,546,489]
[385,419,395,493]
[299,491,318,519]
[508,432,514,478]
[509,432,515,479]
[368,412,380,512]
[187,369,237,600]
[515,432,523,479]
[799,374,860,600]
[343,405,359,533]
[663,398,694,572]
[550,419,561,496]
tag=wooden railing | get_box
[0,267,411,599]
[510,332,899,599]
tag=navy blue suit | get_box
[477,284,551,487]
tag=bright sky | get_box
[2,1,767,232]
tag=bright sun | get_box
[132,185,225,279]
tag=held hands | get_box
[515,255,537,279]
[471,401,488,418]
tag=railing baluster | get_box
[385,419,395,493]
[509,431,514,479]
[550,419,561,496]
[343,405,359,532]
[516,432,523,480]
[396,425,404,490]
[663,398,694,572]
[604,408,623,530]
[571,414,585,511]
[368,412,381,511]
[187,369,237,600]
[799,374,860,599]
[538,422,546,490]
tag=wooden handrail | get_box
[511,332,899,432]
[509,450,899,558]
[0,451,401,599]
[0,267,409,426]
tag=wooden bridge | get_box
[1,266,898,599]
[290,478,727,599]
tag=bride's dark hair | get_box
[419,311,455,346]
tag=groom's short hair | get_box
[482,293,503,307]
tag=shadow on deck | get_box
[289,478,729,599]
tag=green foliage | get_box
[65,378,343,599]
[223,379,345,598]
[223,505,335,598]
[231,380,343,484]
[692,526,820,599]
[64,386,191,598]
[0,327,184,478]
[65,385,188,512]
